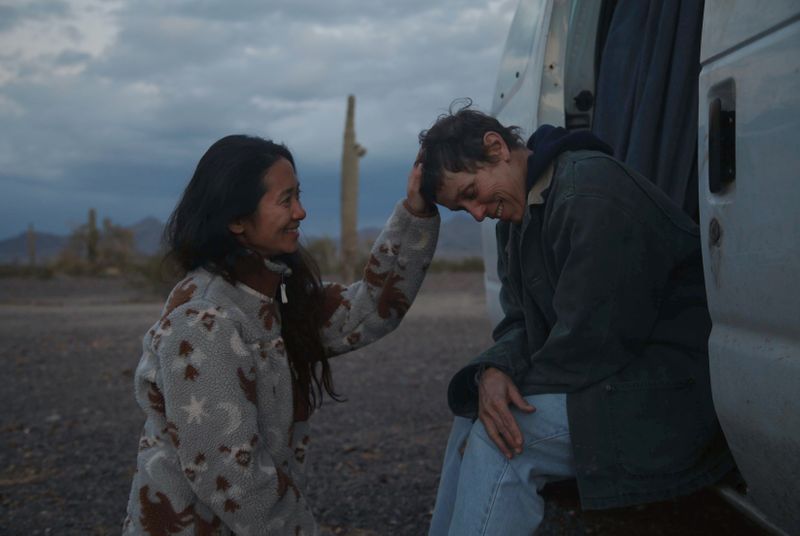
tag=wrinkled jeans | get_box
[429,394,575,536]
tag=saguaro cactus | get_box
[340,95,366,282]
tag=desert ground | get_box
[0,272,766,535]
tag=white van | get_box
[482,1,800,534]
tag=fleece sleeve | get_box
[319,200,439,356]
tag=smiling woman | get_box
[419,104,530,224]
[227,157,307,258]
[122,134,440,535]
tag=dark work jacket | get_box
[448,150,734,509]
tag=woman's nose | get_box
[293,200,307,220]
[467,203,486,222]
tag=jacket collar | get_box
[524,124,613,200]
[527,163,554,206]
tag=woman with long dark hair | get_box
[122,135,438,535]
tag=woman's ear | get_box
[228,220,245,236]
[482,131,510,162]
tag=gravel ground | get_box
[0,273,768,535]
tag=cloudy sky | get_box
[0,0,516,240]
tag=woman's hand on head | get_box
[405,158,432,215]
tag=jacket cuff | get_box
[447,362,515,418]
[402,199,438,218]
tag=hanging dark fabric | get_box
[591,0,705,221]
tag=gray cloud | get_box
[54,49,93,65]
[0,0,515,238]
[0,1,71,31]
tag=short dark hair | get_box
[418,99,524,205]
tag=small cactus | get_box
[27,223,36,267]
[87,208,99,266]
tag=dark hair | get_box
[418,99,524,205]
[165,134,339,411]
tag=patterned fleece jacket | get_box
[123,201,439,536]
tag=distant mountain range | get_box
[0,213,483,264]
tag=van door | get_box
[484,0,569,323]
[698,1,800,533]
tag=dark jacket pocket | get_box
[607,378,713,478]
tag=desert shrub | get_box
[127,252,182,298]
[54,214,137,276]
[304,236,340,275]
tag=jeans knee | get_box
[465,419,506,460]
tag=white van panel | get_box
[698,16,800,534]
[700,0,800,63]
[491,0,554,121]
[484,0,556,326]
[537,0,570,127]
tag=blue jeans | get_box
[429,394,575,536]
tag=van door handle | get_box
[708,97,736,193]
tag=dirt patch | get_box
[0,272,767,535]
